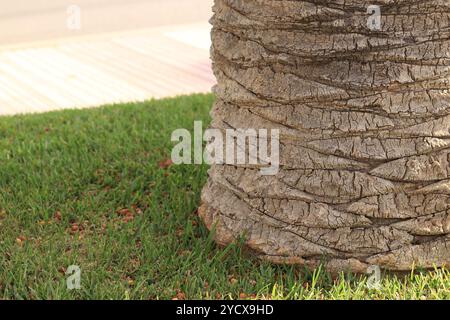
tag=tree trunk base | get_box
[201,0,450,273]
[199,200,450,273]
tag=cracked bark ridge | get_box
[201,0,450,272]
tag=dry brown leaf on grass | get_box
[117,208,135,223]
[131,204,143,215]
[123,215,134,223]
[172,289,186,300]
[158,159,173,169]
[58,267,67,275]
[54,211,62,222]
[16,236,26,246]
[70,223,79,233]
[117,208,132,216]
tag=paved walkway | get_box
[0,22,215,116]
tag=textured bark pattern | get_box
[201,0,450,272]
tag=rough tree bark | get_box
[200,0,450,272]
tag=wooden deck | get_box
[0,22,215,116]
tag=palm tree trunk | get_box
[200,0,450,272]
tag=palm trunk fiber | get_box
[200,0,450,273]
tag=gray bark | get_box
[201,0,450,272]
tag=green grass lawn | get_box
[0,93,449,300]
